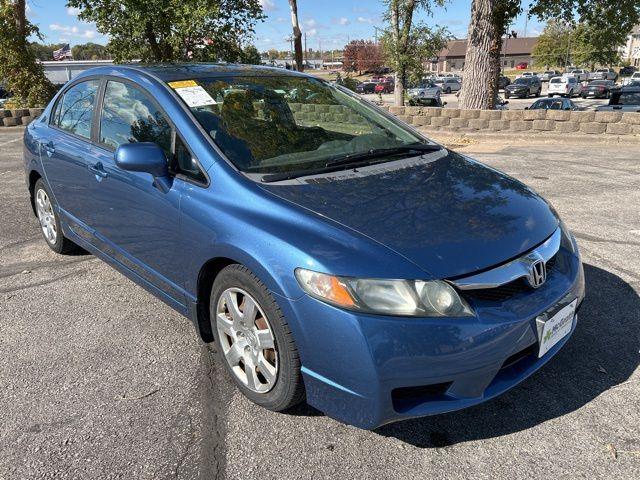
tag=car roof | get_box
[620,85,640,92]
[76,63,311,83]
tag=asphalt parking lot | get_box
[1,127,639,479]
[362,82,610,110]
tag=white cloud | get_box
[334,17,350,26]
[50,23,96,40]
[307,28,318,37]
[357,16,376,25]
[259,0,277,12]
[304,18,317,28]
[67,7,81,16]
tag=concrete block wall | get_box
[379,105,640,137]
[0,108,44,127]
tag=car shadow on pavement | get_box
[376,263,639,448]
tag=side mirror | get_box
[115,142,172,193]
[524,106,529,110]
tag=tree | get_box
[382,0,448,106]
[241,45,262,65]
[532,20,572,68]
[343,40,384,74]
[72,42,110,60]
[66,0,265,63]
[29,42,66,61]
[0,0,55,107]
[287,0,303,71]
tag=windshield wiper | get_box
[324,143,443,168]
[260,143,443,183]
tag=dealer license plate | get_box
[537,299,577,358]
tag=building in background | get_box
[427,37,538,73]
[621,25,640,67]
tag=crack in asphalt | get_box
[0,257,95,279]
[0,270,87,294]
[575,231,640,248]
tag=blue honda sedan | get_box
[23,64,584,429]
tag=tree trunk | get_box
[288,0,304,71]
[488,33,502,109]
[390,1,404,106]
[458,0,497,110]
[14,0,26,43]
[145,22,164,61]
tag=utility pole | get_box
[304,31,307,61]
[373,26,384,44]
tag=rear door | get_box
[40,78,102,240]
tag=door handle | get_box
[42,141,55,157]
[88,162,108,179]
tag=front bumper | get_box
[280,247,585,429]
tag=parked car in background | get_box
[408,96,446,108]
[619,66,637,77]
[581,80,615,99]
[565,68,589,82]
[374,79,394,94]
[407,81,441,105]
[596,85,640,112]
[527,98,579,111]
[540,70,561,82]
[504,77,542,98]
[589,68,617,81]
[622,72,640,86]
[515,62,528,69]
[433,77,462,93]
[498,75,511,89]
[356,81,378,94]
[548,76,582,98]
[24,63,585,430]
[516,71,539,79]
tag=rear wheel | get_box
[33,179,80,254]
[211,264,305,411]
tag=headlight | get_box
[295,268,474,317]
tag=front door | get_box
[84,79,186,307]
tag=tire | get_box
[504,93,510,99]
[445,87,451,94]
[548,94,553,98]
[33,178,80,255]
[210,264,305,411]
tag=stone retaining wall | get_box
[1,108,44,127]
[381,105,640,137]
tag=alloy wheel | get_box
[36,188,57,244]
[216,287,278,393]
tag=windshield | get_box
[611,92,640,105]
[514,78,530,84]
[590,81,607,86]
[169,75,424,174]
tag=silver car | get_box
[407,82,441,104]
[434,78,462,94]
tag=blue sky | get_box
[27,0,544,51]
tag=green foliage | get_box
[240,45,262,65]
[66,0,266,63]
[533,20,622,68]
[381,23,451,83]
[29,42,66,61]
[381,0,450,95]
[72,42,110,60]
[0,1,55,107]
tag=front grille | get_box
[461,254,558,303]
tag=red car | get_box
[515,62,529,70]
[374,80,394,93]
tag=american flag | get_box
[53,44,72,61]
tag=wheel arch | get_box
[28,170,42,216]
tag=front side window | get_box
[52,80,100,139]
[99,81,171,156]
[171,76,423,175]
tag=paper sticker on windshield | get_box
[170,82,216,107]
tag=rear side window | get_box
[99,80,172,156]
[51,80,100,139]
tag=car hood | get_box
[259,151,559,278]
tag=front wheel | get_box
[33,178,80,254]
[504,93,510,99]
[211,264,305,411]
[445,87,451,94]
